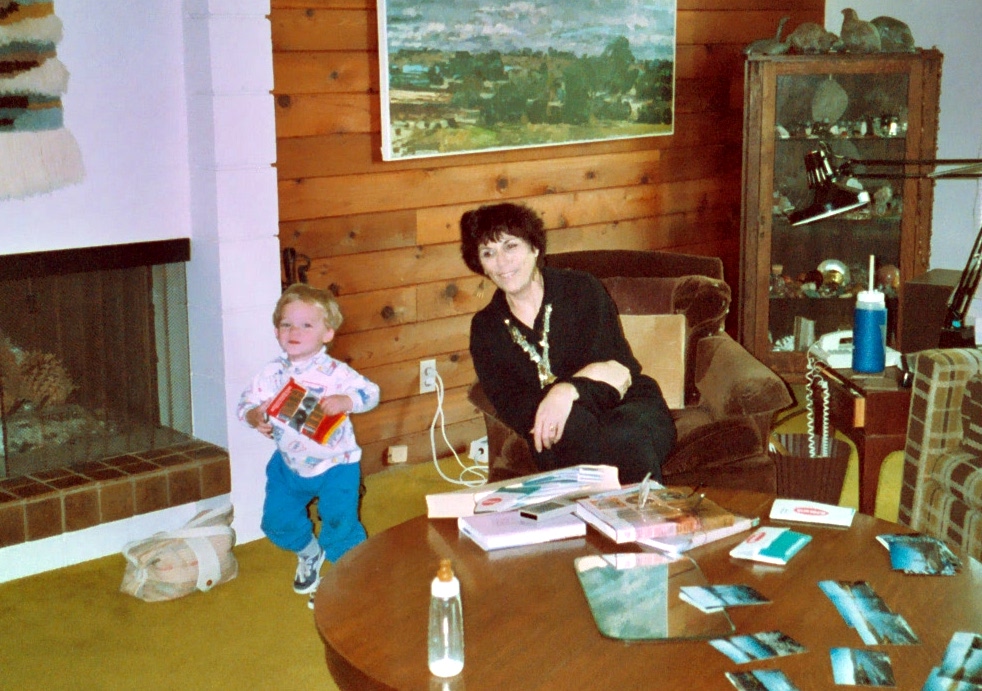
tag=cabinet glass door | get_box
[769,70,907,352]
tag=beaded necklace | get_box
[504,303,556,388]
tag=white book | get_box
[769,498,856,528]
[457,510,586,551]
[426,464,619,518]
[729,526,812,565]
[637,516,759,556]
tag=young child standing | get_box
[238,284,380,604]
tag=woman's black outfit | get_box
[469,266,676,484]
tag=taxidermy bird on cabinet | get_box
[871,16,915,52]
[744,16,790,55]
[840,8,882,53]
[786,22,840,54]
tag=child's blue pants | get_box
[261,451,367,562]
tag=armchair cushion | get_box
[601,275,730,404]
[695,334,795,427]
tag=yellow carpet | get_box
[0,459,463,691]
[0,421,902,690]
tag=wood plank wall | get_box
[270,0,824,476]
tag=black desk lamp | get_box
[788,143,982,348]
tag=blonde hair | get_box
[273,284,343,332]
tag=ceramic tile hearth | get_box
[0,440,230,547]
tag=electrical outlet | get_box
[419,359,437,394]
[386,445,408,464]
[469,436,488,464]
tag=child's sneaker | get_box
[294,548,325,594]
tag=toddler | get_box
[239,284,380,604]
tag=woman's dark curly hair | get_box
[459,202,547,275]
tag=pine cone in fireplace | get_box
[19,351,75,408]
[0,337,26,413]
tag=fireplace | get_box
[0,241,230,547]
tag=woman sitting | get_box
[460,202,676,484]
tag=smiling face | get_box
[478,232,541,298]
[275,300,335,362]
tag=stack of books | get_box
[574,484,741,545]
[426,465,620,519]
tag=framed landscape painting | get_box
[377,0,677,160]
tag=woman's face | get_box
[478,233,540,296]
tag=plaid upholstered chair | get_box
[900,348,982,560]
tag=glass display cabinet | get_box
[738,51,942,379]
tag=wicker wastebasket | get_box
[770,432,850,505]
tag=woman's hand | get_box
[319,394,354,416]
[245,401,274,438]
[531,383,579,452]
[574,360,632,398]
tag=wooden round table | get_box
[313,489,982,690]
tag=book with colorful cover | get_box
[266,378,346,444]
[426,465,620,519]
[575,484,737,544]
[637,515,759,556]
[729,526,812,565]
[457,509,586,551]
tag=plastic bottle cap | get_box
[856,289,885,306]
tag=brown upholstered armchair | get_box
[468,249,794,493]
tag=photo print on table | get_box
[876,533,963,576]
[818,580,919,646]
[679,584,771,614]
[830,648,896,687]
[710,630,806,664]
[726,669,801,691]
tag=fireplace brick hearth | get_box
[0,440,230,547]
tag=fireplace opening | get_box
[0,240,194,480]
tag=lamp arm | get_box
[838,158,982,179]
[945,222,982,329]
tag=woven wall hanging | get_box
[0,1,84,200]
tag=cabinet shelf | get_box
[738,51,942,381]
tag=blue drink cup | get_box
[852,289,887,373]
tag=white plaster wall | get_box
[825,1,982,271]
[0,1,279,582]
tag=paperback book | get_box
[575,484,737,544]
[637,516,759,556]
[876,533,962,576]
[728,526,812,565]
[769,498,855,528]
[457,510,586,551]
[266,378,346,444]
[426,465,620,519]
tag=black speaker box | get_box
[901,269,961,353]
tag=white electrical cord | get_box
[805,353,832,458]
[426,368,488,487]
